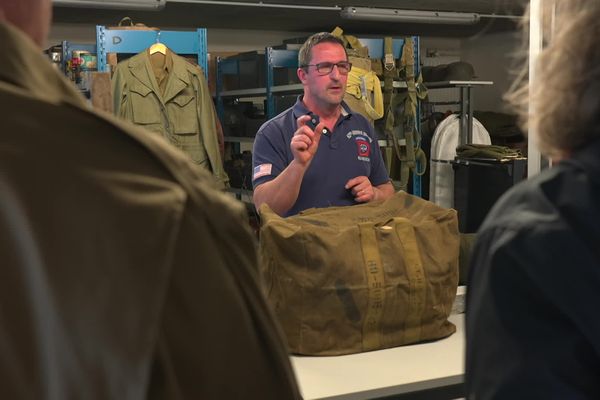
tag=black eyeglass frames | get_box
[301,61,353,75]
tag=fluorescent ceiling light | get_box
[53,0,166,10]
[340,7,480,25]
[169,0,341,11]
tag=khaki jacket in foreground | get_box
[0,21,299,400]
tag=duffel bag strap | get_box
[358,223,386,352]
[394,218,426,344]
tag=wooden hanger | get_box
[149,31,167,55]
[149,42,167,55]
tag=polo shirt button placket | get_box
[329,125,339,149]
[329,134,339,149]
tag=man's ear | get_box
[297,67,307,84]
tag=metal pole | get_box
[528,0,543,177]
[467,86,474,144]
[459,86,468,145]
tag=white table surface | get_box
[290,314,465,400]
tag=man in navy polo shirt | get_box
[252,32,394,217]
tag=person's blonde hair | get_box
[506,0,600,158]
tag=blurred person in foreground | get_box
[466,1,600,398]
[0,0,300,399]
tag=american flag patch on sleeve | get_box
[253,163,272,180]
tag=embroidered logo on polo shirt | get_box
[346,130,372,162]
[356,139,371,161]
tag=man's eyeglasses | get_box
[302,61,352,75]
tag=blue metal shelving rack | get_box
[264,48,300,119]
[95,26,208,78]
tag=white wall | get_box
[421,37,462,52]
[460,31,522,112]
[49,23,520,114]
[418,33,523,114]
[420,37,462,114]
[49,23,97,45]
[46,23,468,57]
[49,23,471,55]
[207,28,310,52]
[48,23,309,52]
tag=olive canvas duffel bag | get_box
[259,191,459,356]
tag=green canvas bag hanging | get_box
[259,191,459,356]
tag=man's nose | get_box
[329,65,342,79]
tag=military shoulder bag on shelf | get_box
[331,27,384,125]
[259,191,459,356]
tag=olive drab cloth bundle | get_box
[259,191,459,356]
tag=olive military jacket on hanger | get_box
[112,50,228,187]
[0,21,299,400]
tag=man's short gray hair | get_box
[298,32,347,68]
